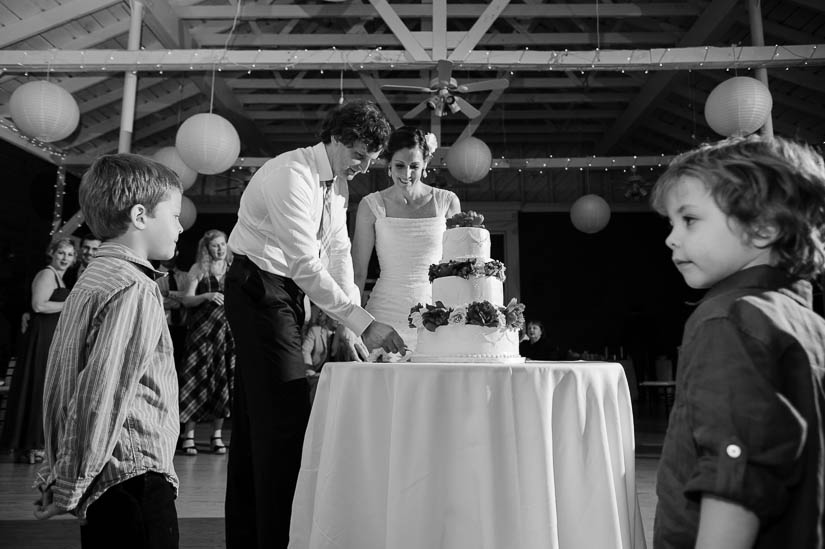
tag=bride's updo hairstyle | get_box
[380,126,433,162]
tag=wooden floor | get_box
[0,409,667,548]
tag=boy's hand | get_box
[33,485,66,520]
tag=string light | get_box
[49,167,67,236]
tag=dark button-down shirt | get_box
[654,265,825,548]
[37,242,179,519]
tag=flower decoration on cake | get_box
[409,298,525,332]
[424,132,438,155]
[446,210,485,229]
[428,259,506,282]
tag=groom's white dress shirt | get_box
[228,142,374,335]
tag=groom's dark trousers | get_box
[224,254,311,549]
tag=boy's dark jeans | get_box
[81,472,178,549]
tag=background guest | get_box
[175,229,235,455]
[519,320,562,361]
[63,233,101,289]
[155,250,189,371]
[0,238,75,463]
[302,302,336,404]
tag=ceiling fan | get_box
[381,59,509,119]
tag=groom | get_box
[223,99,405,548]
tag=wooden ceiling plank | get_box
[0,0,123,48]
[431,0,447,60]
[449,0,510,62]
[368,0,430,61]
[77,76,164,113]
[140,0,273,156]
[456,86,506,141]
[227,76,640,90]
[68,81,200,148]
[359,72,404,128]
[596,0,741,154]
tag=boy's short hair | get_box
[651,135,825,279]
[80,232,102,244]
[318,100,392,153]
[79,153,183,240]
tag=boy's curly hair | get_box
[318,100,392,153]
[650,135,825,279]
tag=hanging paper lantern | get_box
[175,113,240,174]
[570,194,611,234]
[9,81,80,142]
[151,146,198,190]
[704,77,772,137]
[446,136,492,183]
[179,195,197,230]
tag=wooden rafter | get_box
[2,45,822,72]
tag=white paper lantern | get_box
[570,194,611,234]
[704,77,772,137]
[152,146,198,190]
[9,81,80,142]
[175,113,240,174]
[446,136,492,183]
[179,195,197,230]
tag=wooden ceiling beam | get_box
[368,0,430,61]
[4,45,822,72]
[191,30,680,48]
[236,91,635,105]
[174,4,701,21]
[245,107,623,121]
[226,76,640,90]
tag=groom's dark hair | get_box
[318,100,392,153]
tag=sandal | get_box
[179,437,198,456]
[211,436,227,455]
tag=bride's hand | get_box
[332,324,369,362]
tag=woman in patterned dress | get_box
[175,229,236,455]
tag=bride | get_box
[352,126,460,356]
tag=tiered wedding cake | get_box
[408,211,525,363]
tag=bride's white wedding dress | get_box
[362,188,456,352]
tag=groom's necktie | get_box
[317,179,334,256]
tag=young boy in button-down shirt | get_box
[650,135,825,549]
[34,154,184,549]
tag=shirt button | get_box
[726,444,742,459]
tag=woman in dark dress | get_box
[519,320,562,361]
[0,238,75,463]
[174,229,235,455]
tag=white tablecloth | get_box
[290,361,646,549]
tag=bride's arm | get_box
[446,192,461,218]
[351,199,377,307]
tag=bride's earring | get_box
[422,169,428,179]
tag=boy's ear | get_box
[129,204,148,230]
[751,222,780,249]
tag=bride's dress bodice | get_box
[363,189,455,351]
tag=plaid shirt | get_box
[37,242,179,519]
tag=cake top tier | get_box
[446,210,485,229]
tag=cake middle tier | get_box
[432,276,504,308]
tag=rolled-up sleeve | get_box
[683,317,807,520]
[263,164,372,335]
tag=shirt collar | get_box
[701,265,812,309]
[311,142,335,185]
[94,242,167,281]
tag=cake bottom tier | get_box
[412,324,524,364]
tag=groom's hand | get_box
[361,321,406,355]
[332,324,369,362]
